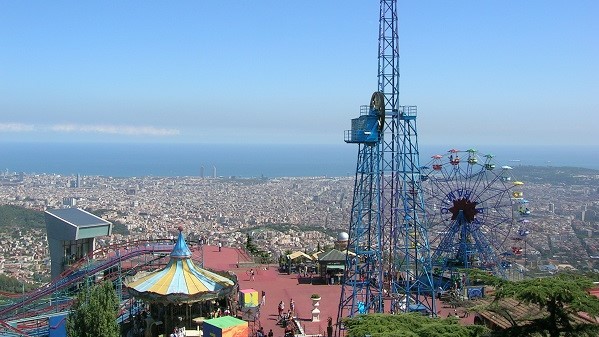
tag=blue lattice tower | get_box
[375,0,436,316]
[390,105,436,314]
[338,96,385,323]
[336,0,436,330]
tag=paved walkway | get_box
[199,245,340,336]
[197,245,475,337]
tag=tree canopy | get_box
[492,273,599,337]
[66,281,120,337]
[343,313,488,337]
[0,274,38,294]
[462,270,599,337]
[0,205,45,230]
[245,233,271,263]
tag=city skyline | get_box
[1,1,597,146]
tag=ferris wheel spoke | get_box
[473,186,509,209]
[481,217,511,236]
[465,171,486,199]
[470,229,502,270]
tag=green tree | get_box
[245,233,258,254]
[343,313,489,337]
[67,281,120,337]
[492,273,599,337]
[279,249,293,267]
[462,268,506,288]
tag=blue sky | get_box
[1,1,597,147]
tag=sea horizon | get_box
[0,142,597,178]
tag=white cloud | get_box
[0,123,36,132]
[0,122,180,137]
[48,124,180,136]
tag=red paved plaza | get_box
[199,244,340,336]
[198,244,474,337]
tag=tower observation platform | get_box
[45,208,113,279]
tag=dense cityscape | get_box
[1,0,596,335]
[1,165,598,286]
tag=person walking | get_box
[218,242,222,252]
[278,300,285,318]
[250,268,255,281]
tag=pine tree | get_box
[245,233,258,254]
[343,313,489,337]
[67,281,120,337]
[494,273,599,337]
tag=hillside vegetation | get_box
[0,205,45,230]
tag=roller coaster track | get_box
[0,319,28,336]
[0,239,194,335]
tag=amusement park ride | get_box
[336,0,532,330]
[0,239,179,336]
[420,150,530,279]
[336,0,436,329]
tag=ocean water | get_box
[0,142,597,178]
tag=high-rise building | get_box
[212,165,217,178]
[200,166,205,179]
[62,197,77,207]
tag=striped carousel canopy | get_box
[126,228,235,303]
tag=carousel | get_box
[126,227,237,337]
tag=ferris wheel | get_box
[420,148,525,277]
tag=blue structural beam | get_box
[337,1,435,332]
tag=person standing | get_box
[218,242,222,252]
[326,317,333,337]
[261,290,266,306]
[250,269,255,281]
[289,298,295,316]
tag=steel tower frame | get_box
[391,102,436,314]
[336,0,435,330]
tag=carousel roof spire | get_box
[170,225,192,259]
[126,226,235,304]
